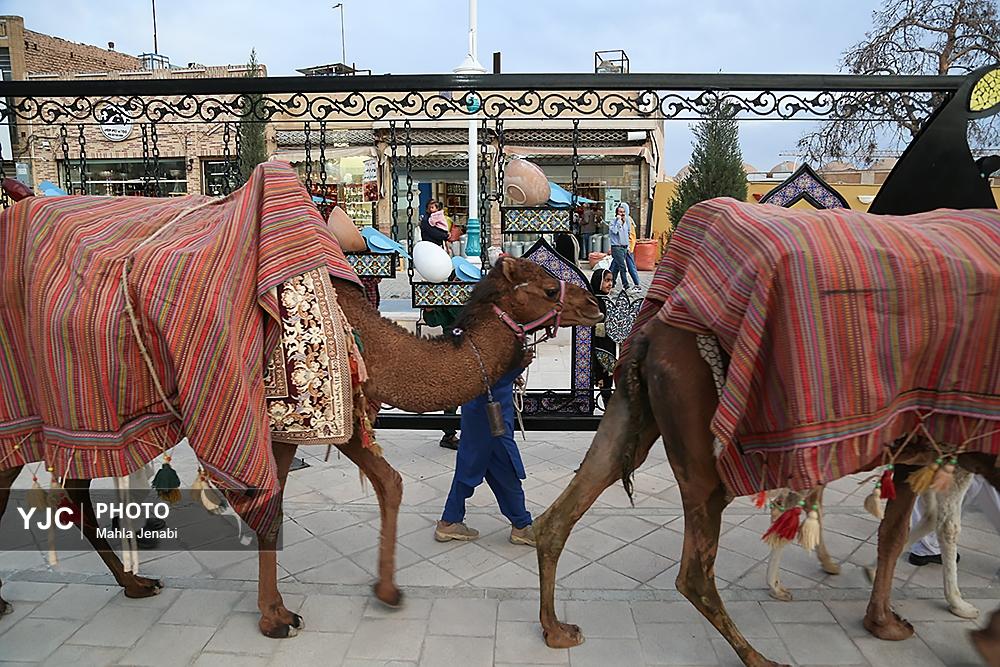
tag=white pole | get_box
[453,0,486,261]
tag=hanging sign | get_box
[363,158,379,202]
[96,103,133,142]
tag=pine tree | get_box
[238,49,268,184]
[668,107,747,229]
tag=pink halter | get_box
[492,279,566,346]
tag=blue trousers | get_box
[610,245,633,288]
[441,444,532,529]
[624,250,641,286]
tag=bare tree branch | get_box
[800,0,1000,165]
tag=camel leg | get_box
[814,487,840,575]
[255,442,303,638]
[62,478,162,598]
[766,495,793,601]
[335,432,404,608]
[649,326,783,667]
[0,465,22,616]
[940,471,977,619]
[535,386,659,648]
[863,464,917,640]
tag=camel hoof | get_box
[949,601,980,620]
[123,580,162,599]
[0,599,12,616]
[543,621,584,649]
[289,613,305,630]
[372,583,404,609]
[768,585,793,602]
[260,618,299,639]
[863,610,914,641]
[821,561,841,576]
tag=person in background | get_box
[435,351,537,546]
[420,199,450,249]
[589,268,616,408]
[424,305,464,449]
[608,203,638,291]
[622,202,642,292]
[579,206,597,260]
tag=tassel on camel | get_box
[762,500,804,548]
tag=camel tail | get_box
[620,335,650,504]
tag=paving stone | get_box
[297,557,375,585]
[295,509,365,537]
[193,653,271,667]
[66,604,162,648]
[119,623,215,666]
[711,637,793,667]
[41,644,127,667]
[420,635,493,667]
[636,622,717,665]
[598,543,675,584]
[395,560,462,587]
[428,597,497,637]
[514,545,588,579]
[0,581,63,603]
[913,619,987,665]
[720,601,779,638]
[494,621,569,664]
[364,596,432,620]
[296,594,367,632]
[557,562,640,590]
[270,630,352,665]
[776,622,864,665]
[568,637,644,667]
[346,618,427,661]
[498,599,562,622]
[429,542,510,582]
[823,599,870,638]
[631,601,707,625]
[109,585,182,610]
[854,635,947,667]
[159,589,243,627]
[1,618,83,662]
[564,601,637,638]
[468,561,537,588]
[562,526,627,561]
[589,515,659,542]
[273,533,341,574]
[30,583,117,620]
[761,600,836,624]
[202,613,281,656]
[0,600,37,638]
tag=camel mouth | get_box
[564,309,604,327]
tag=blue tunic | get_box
[453,368,526,486]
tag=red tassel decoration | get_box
[753,491,768,509]
[762,502,803,546]
[879,465,896,500]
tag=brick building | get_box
[1,15,267,196]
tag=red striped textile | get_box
[0,162,360,533]
[625,198,1000,496]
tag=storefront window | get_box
[537,163,642,216]
[61,158,188,196]
[203,159,238,196]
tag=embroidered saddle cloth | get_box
[626,198,1000,496]
[0,162,360,533]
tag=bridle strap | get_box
[492,279,566,346]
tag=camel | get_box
[531,198,1000,667]
[0,181,603,638]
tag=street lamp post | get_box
[332,3,346,66]
[453,0,486,264]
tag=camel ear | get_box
[500,256,519,283]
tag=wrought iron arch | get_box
[759,163,850,209]
[520,236,594,416]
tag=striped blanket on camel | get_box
[625,198,1000,497]
[0,162,360,535]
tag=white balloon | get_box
[413,241,453,283]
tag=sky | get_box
[3,0,886,174]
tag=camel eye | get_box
[545,286,559,299]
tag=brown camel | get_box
[533,321,1000,667]
[0,255,602,638]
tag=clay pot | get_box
[504,159,549,206]
[633,240,657,271]
[588,251,607,269]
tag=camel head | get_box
[490,256,603,328]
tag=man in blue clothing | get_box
[435,353,536,546]
[608,202,639,291]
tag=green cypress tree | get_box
[668,107,747,229]
[238,49,268,184]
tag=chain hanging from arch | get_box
[404,119,415,279]
[77,125,88,195]
[303,120,314,199]
[318,119,329,217]
[389,121,399,244]
[494,118,505,205]
[150,121,161,197]
[571,118,580,212]
[479,117,490,267]
[59,124,72,193]
[0,125,7,208]
[234,120,243,188]
[222,121,233,196]
[140,124,153,196]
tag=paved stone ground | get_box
[2,304,999,665]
